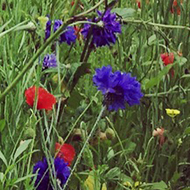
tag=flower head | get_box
[161,52,175,77]
[45,18,51,40]
[82,9,121,47]
[59,26,76,45]
[93,65,143,111]
[153,127,165,147]
[55,143,75,166]
[33,157,70,190]
[171,0,183,15]
[43,54,57,68]
[25,86,56,110]
[45,19,76,45]
[165,108,180,118]
[38,16,49,30]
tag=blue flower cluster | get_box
[45,18,76,45]
[43,54,57,68]
[82,9,121,47]
[33,158,70,190]
[93,65,143,111]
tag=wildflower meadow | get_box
[0,0,190,189]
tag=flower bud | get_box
[23,127,36,139]
[105,127,115,140]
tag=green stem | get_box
[123,19,190,31]
[63,106,106,190]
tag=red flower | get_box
[136,0,141,8]
[25,86,56,110]
[161,52,175,77]
[55,143,75,166]
[171,0,183,15]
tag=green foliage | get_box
[0,0,190,189]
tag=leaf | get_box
[14,174,36,184]
[184,127,190,135]
[105,167,121,180]
[0,119,5,132]
[142,181,168,189]
[0,172,4,182]
[0,150,7,166]
[112,8,136,19]
[67,89,84,109]
[148,34,157,45]
[13,139,32,162]
[145,64,173,90]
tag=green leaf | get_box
[142,181,168,189]
[145,64,173,90]
[184,127,190,135]
[105,167,121,180]
[0,172,4,182]
[13,139,32,162]
[148,34,157,45]
[0,119,5,132]
[0,150,7,166]
[67,89,83,109]
[112,8,135,19]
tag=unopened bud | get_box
[23,127,35,139]
[105,127,115,140]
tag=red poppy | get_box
[136,0,141,8]
[171,0,183,15]
[25,86,56,110]
[55,143,75,166]
[160,52,175,77]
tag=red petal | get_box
[161,52,174,65]
[25,86,56,110]
[55,143,76,165]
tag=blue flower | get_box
[60,26,76,45]
[45,19,51,40]
[82,9,121,47]
[43,54,57,68]
[93,65,143,111]
[45,19,76,45]
[53,20,76,45]
[33,158,70,190]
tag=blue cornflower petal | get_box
[93,66,143,111]
[82,9,121,47]
[45,19,51,40]
[45,18,76,45]
[33,157,70,190]
[60,26,76,45]
[54,20,63,32]
[43,54,57,68]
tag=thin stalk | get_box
[63,106,106,190]
[123,19,190,31]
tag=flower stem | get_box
[63,106,106,190]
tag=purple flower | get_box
[93,65,143,111]
[53,20,63,32]
[33,158,70,190]
[45,19,76,45]
[60,26,76,45]
[45,19,51,40]
[82,9,121,47]
[53,20,76,45]
[43,54,57,68]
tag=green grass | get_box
[0,0,190,189]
